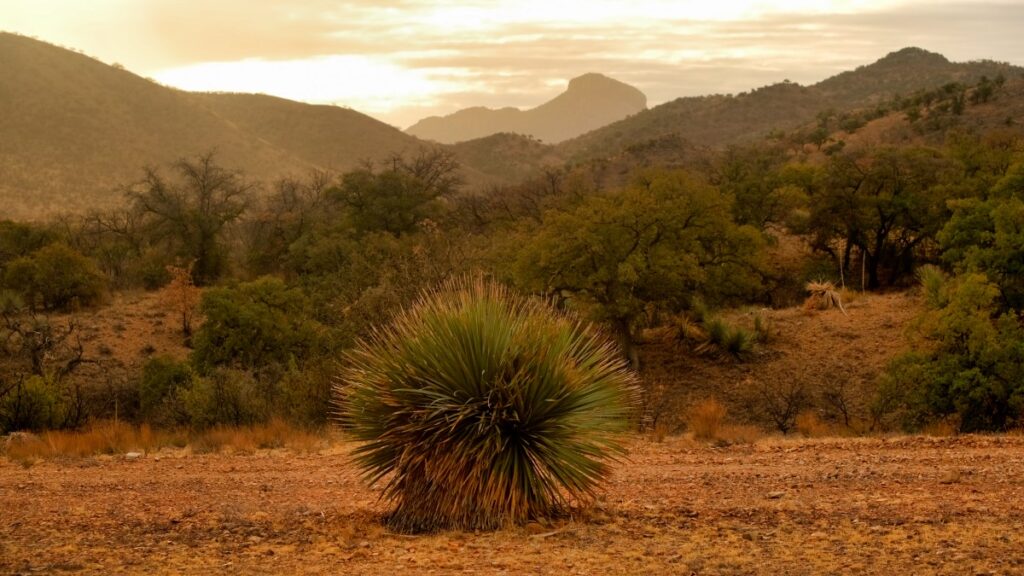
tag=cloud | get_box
[6,0,1024,126]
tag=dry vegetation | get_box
[640,290,920,434]
[3,434,1023,574]
[3,419,324,463]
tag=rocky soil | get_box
[2,435,1023,575]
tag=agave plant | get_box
[336,278,638,533]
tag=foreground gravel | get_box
[2,435,1023,575]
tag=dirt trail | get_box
[2,435,1023,575]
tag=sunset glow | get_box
[4,0,1023,126]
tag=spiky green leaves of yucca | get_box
[336,278,639,533]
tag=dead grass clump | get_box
[3,421,183,461]
[670,314,705,342]
[651,422,670,443]
[192,419,324,454]
[686,398,728,441]
[716,424,764,445]
[752,312,775,344]
[795,411,833,438]
[2,419,325,461]
[804,281,847,314]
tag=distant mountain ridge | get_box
[2,34,1022,220]
[558,47,1024,162]
[406,73,648,144]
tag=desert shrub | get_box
[275,362,332,426]
[748,378,809,434]
[794,410,832,437]
[686,398,728,440]
[337,278,639,533]
[135,248,173,290]
[0,221,55,266]
[684,398,764,444]
[881,267,1024,432]
[696,317,757,359]
[161,265,200,337]
[2,243,105,311]
[939,163,1024,309]
[515,168,766,367]
[181,369,269,428]
[0,376,68,432]
[138,356,192,425]
[752,312,774,344]
[191,277,322,373]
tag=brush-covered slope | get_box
[559,48,1024,162]
[406,73,647,144]
[0,33,424,218]
[189,92,420,172]
[815,47,1020,108]
[449,133,563,185]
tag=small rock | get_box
[766,491,786,499]
[125,452,143,460]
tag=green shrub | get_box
[191,277,321,373]
[0,376,67,432]
[276,361,332,426]
[138,356,192,425]
[180,369,269,428]
[0,220,54,266]
[337,278,639,533]
[881,267,1024,431]
[699,317,757,359]
[2,243,106,310]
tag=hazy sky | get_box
[4,0,1024,127]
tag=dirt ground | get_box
[2,435,1023,575]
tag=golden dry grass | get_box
[686,398,728,440]
[2,419,327,463]
[191,419,325,455]
[795,410,834,437]
[685,398,765,445]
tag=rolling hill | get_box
[406,73,647,144]
[0,33,426,218]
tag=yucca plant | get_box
[336,278,639,533]
[695,316,756,359]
